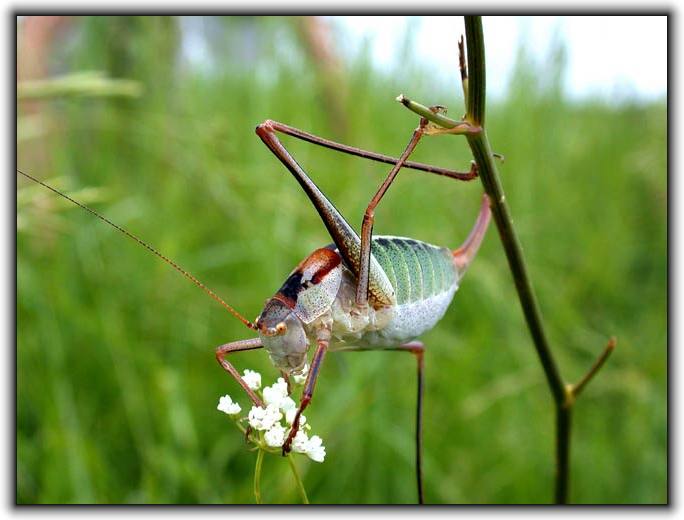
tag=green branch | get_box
[399,15,615,504]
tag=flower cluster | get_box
[216,366,325,463]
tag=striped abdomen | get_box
[370,236,458,306]
[345,236,460,347]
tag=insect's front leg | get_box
[282,329,331,455]
[215,338,265,407]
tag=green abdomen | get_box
[371,236,457,305]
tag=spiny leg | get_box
[215,338,265,407]
[355,123,426,306]
[282,333,330,454]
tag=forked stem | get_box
[569,337,617,402]
[399,16,615,504]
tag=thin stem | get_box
[463,132,565,403]
[463,15,568,502]
[458,35,469,103]
[571,338,617,400]
[555,406,571,503]
[396,95,471,131]
[400,16,574,504]
[287,455,310,504]
[398,14,615,505]
[253,448,265,504]
[464,18,485,126]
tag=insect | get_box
[18,113,491,504]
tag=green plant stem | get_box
[400,16,614,504]
[396,95,463,128]
[463,129,565,403]
[287,455,310,504]
[253,448,264,504]
[462,16,570,503]
[570,337,617,400]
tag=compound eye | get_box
[275,322,287,335]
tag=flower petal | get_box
[241,369,262,390]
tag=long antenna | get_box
[18,169,257,331]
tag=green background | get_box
[17,16,667,504]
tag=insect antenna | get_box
[17,169,257,330]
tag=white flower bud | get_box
[248,404,283,431]
[263,377,289,407]
[264,423,286,448]
[291,430,310,454]
[217,395,241,416]
[306,435,326,463]
[293,364,309,385]
[241,369,262,390]
[285,408,306,427]
[279,396,297,413]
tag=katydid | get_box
[18,113,491,504]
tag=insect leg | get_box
[282,334,330,455]
[215,338,265,407]
[259,119,477,181]
[342,342,425,503]
[386,341,425,504]
[356,126,426,305]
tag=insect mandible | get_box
[18,113,491,504]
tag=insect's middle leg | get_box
[384,341,425,504]
[345,341,426,503]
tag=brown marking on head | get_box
[272,293,296,310]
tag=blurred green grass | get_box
[17,16,666,504]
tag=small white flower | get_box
[241,369,261,390]
[262,377,289,407]
[248,404,283,431]
[279,396,297,413]
[217,395,241,416]
[293,364,309,385]
[291,430,310,454]
[285,407,306,427]
[264,423,286,448]
[306,435,326,463]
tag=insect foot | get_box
[217,368,326,463]
[282,397,310,455]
